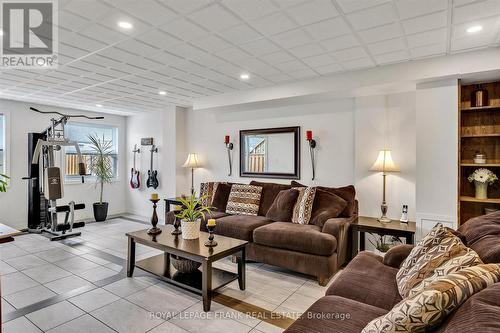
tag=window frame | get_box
[63,121,119,184]
[0,112,10,179]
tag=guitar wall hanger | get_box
[146,144,159,189]
[130,144,141,189]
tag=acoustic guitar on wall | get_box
[130,144,140,189]
[146,144,159,189]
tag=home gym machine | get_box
[24,107,103,240]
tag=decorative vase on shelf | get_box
[474,181,488,200]
[181,219,201,240]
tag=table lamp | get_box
[370,150,400,223]
[183,153,201,195]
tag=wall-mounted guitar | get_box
[146,145,159,189]
[130,144,141,189]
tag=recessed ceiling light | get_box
[96,104,103,107]
[240,73,250,80]
[158,91,167,95]
[467,25,483,33]
[118,21,133,29]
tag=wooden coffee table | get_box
[126,225,248,311]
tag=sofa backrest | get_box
[457,211,500,263]
[249,181,291,216]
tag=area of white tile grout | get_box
[0,217,338,333]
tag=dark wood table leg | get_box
[127,237,136,277]
[359,231,366,251]
[351,227,358,259]
[405,233,415,245]
[238,247,246,290]
[165,201,171,213]
[202,259,212,312]
[163,252,170,276]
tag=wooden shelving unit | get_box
[458,81,500,225]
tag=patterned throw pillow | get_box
[362,264,500,333]
[291,187,317,224]
[225,184,262,216]
[396,224,470,297]
[199,182,220,206]
[408,248,483,296]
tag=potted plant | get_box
[468,168,498,199]
[88,134,113,222]
[175,193,212,240]
[369,234,401,257]
[0,174,9,192]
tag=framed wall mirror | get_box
[240,126,300,179]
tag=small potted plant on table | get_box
[89,134,113,222]
[175,193,212,240]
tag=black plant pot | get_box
[93,202,109,222]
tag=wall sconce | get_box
[224,135,234,176]
[306,130,317,180]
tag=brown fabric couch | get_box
[284,212,500,333]
[166,181,358,285]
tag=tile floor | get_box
[0,218,336,333]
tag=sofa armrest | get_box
[383,244,414,268]
[322,215,356,267]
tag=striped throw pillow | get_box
[291,187,316,224]
[225,184,262,216]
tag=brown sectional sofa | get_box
[284,211,500,333]
[166,181,358,285]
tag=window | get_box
[65,122,118,181]
[0,114,4,175]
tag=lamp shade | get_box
[370,150,400,172]
[183,153,201,168]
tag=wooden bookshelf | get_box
[458,81,500,225]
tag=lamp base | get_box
[377,216,392,224]
[378,202,391,224]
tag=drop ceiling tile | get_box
[302,53,336,67]
[406,28,447,48]
[336,0,391,13]
[358,23,403,43]
[239,38,280,56]
[242,58,280,75]
[59,32,106,52]
[274,59,309,71]
[289,68,318,79]
[286,0,339,25]
[161,18,209,41]
[305,17,351,41]
[64,0,113,21]
[452,16,499,40]
[192,35,233,53]
[159,0,207,14]
[331,46,368,62]
[216,48,253,63]
[289,42,325,58]
[218,24,262,44]
[58,10,92,31]
[341,57,375,70]
[79,24,128,44]
[259,50,295,64]
[148,50,186,66]
[99,10,153,35]
[314,62,344,75]
[221,0,278,20]
[98,46,137,63]
[59,43,90,59]
[410,43,446,58]
[367,37,406,55]
[346,3,397,30]
[116,39,160,56]
[321,34,360,51]
[250,12,297,36]
[453,0,500,24]
[190,4,240,31]
[167,43,208,60]
[395,0,447,20]
[451,35,492,52]
[271,29,311,48]
[401,11,447,34]
[374,50,409,64]
[104,0,177,26]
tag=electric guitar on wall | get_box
[146,145,159,189]
[130,144,140,189]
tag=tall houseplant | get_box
[0,174,9,192]
[175,193,212,239]
[88,134,113,221]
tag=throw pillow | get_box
[225,184,262,216]
[199,182,220,206]
[362,264,500,333]
[250,181,291,216]
[211,183,232,212]
[291,181,356,217]
[265,189,300,222]
[291,187,317,225]
[309,189,348,227]
[397,224,470,297]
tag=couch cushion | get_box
[200,211,230,232]
[284,295,387,333]
[253,222,337,256]
[310,189,347,227]
[265,189,299,222]
[250,181,291,216]
[327,251,402,310]
[211,183,232,212]
[291,187,316,225]
[214,215,272,241]
[458,211,500,263]
[291,181,356,217]
[226,184,262,216]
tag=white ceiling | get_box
[1,0,500,115]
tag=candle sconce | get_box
[306,130,317,181]
[224,135,234,176]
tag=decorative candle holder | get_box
[306,130,317,181]
[204,224,218,247]
[171,211,182,235]
[147,198,162,235]
[224,135,234,177]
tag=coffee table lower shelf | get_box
[135,254,239,294]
